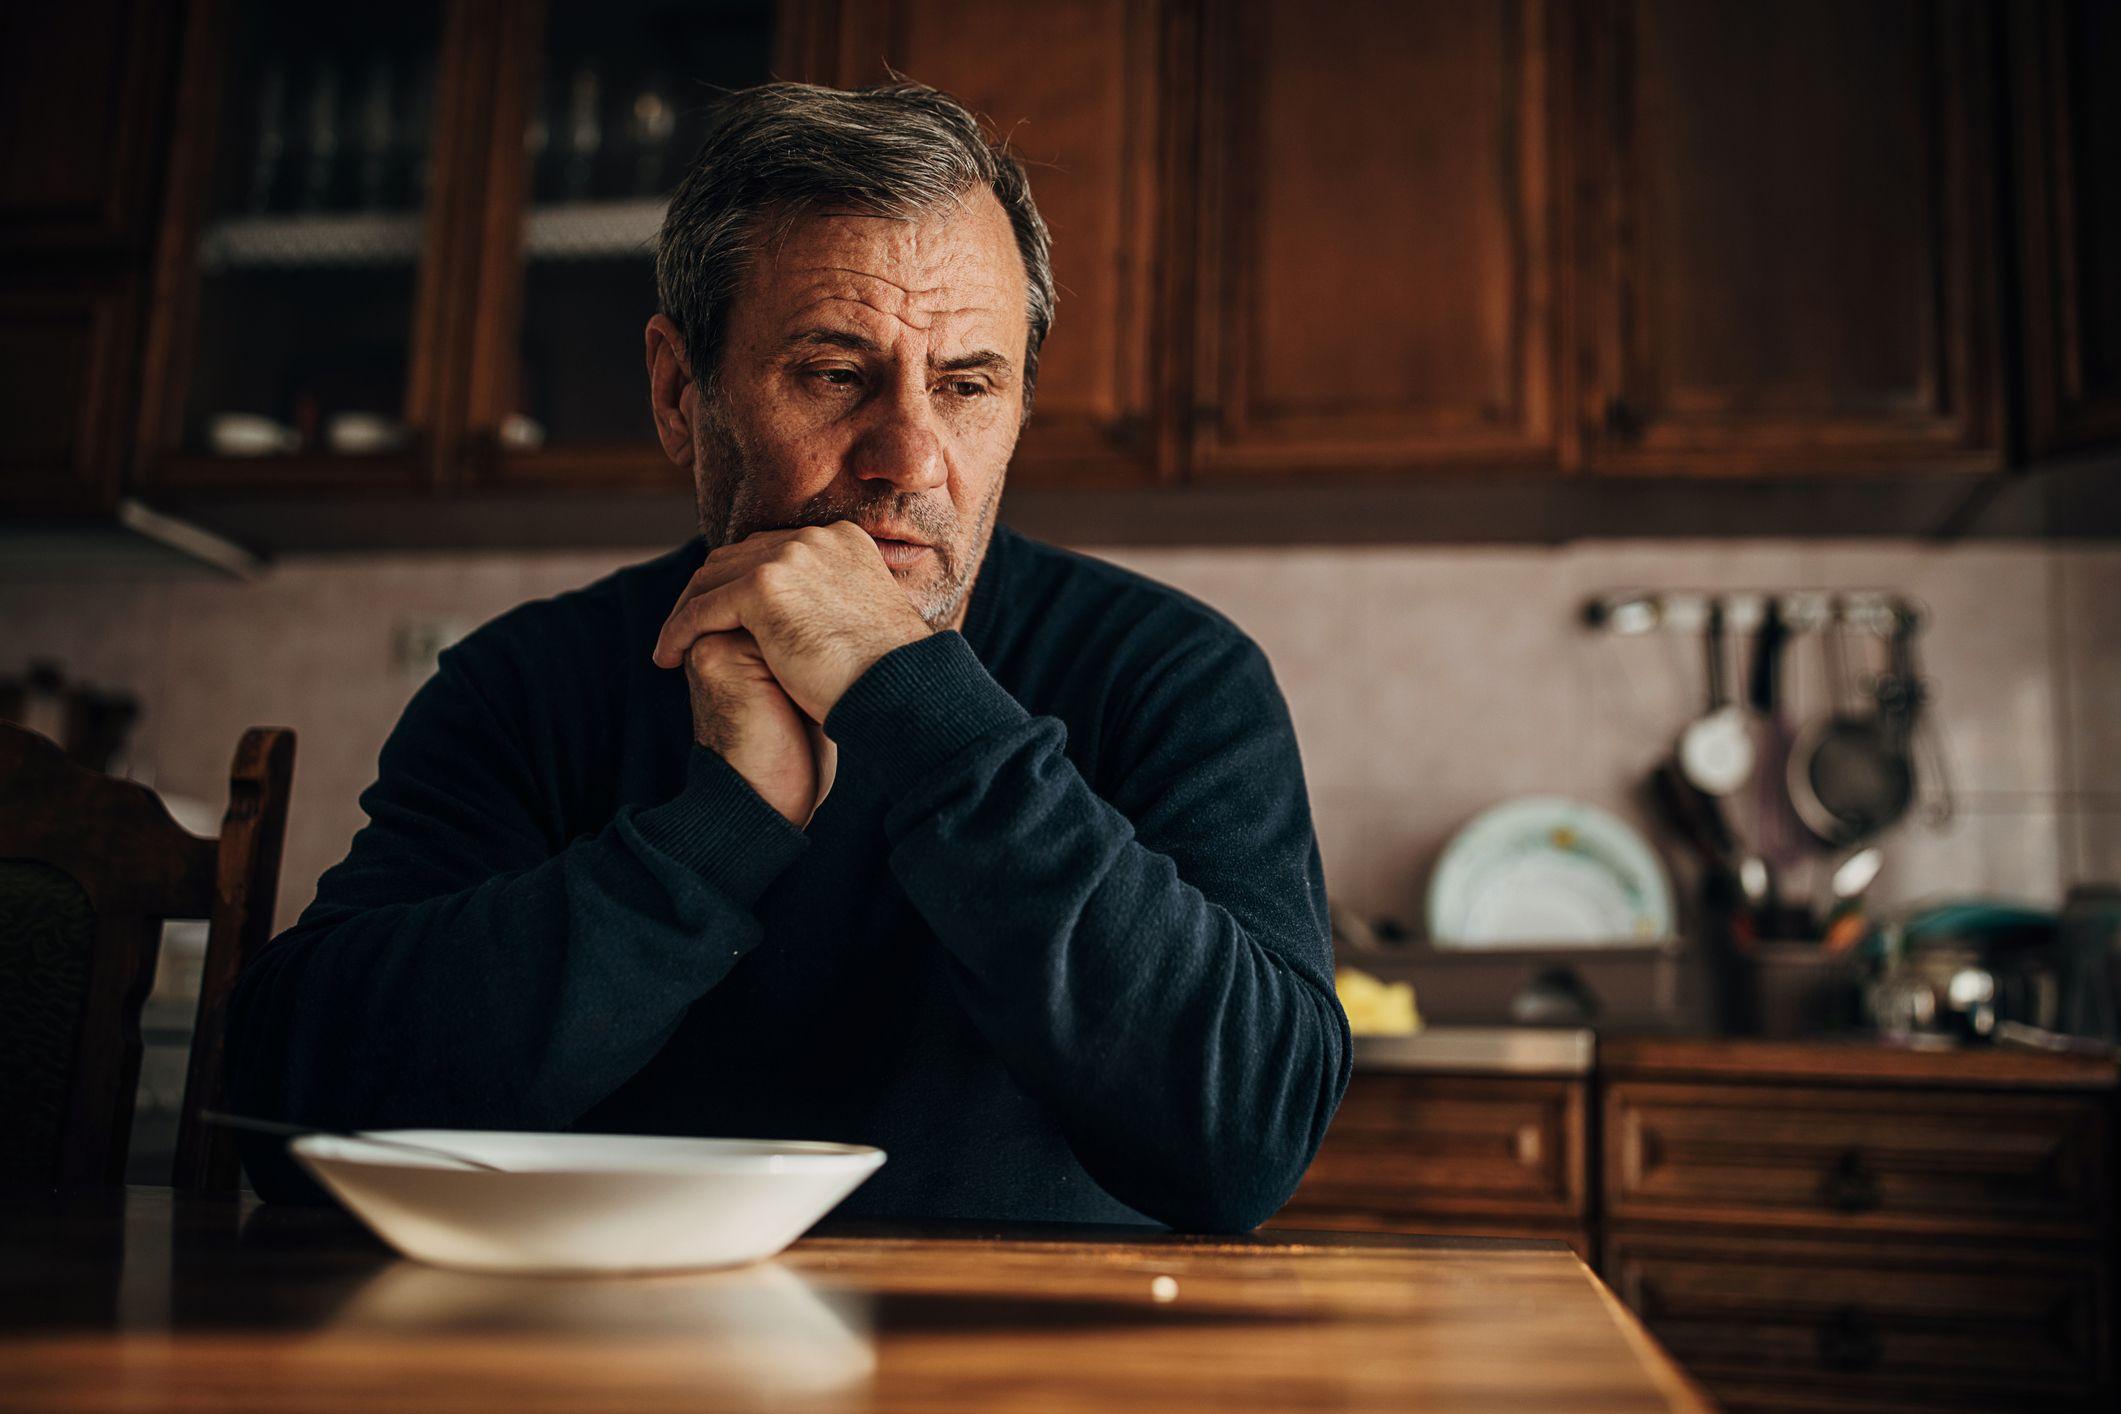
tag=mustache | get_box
[775,486,956,550]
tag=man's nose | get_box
[849,385,947,493]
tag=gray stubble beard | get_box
[690,391,1005,629]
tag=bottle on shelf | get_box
[561,63,603,202]
[301,59,342,211]
[354,56,395,211]
[246,58,287,214]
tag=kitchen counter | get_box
[1598,1032,2121,1089]
[1354,1025,1595,1076]
[0,1188,1706,1411]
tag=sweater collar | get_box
[958,521,1013,657]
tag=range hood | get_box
[0,499,262,580]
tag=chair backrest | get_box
[0,722,294,1192]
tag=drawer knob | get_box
[1820,1148,1880,1213]
[1513,1125,1543,1167]
[1816,1305,1881,1372]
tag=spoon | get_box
[198,1110,510,1172]
[1819,846,1885,953]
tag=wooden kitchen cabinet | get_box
[0,0,177,253]
[1190,0,1570,481]
[462,0,784,490]
[129,0,483,497]
[1605,1078,2110,1241]
[788,0,1172,489]
[2011,0,2121,458]
[1600,1037,2118,1411]
[10,0,2117,541]
[1271,1071,1594,1259]
[0,0,179,514]
[1580,0,2004,477]
[0,282,143,513]
[1606,1231,2109,1410]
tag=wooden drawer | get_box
[1279,1073,1586,1222]
[1606,1230,2111,1408]
[1604,1080,2110,1239]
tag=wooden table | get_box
[0,1188,1706,1411]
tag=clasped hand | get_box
[651,522,933,827]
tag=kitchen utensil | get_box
[1818,845,1884,952]
[1678,599,1756,797]
[1428,797,1675,948]
[1862,901,2062,1043]
[290,1131,886,1274]
[1788,600,1915,846]
[1744,596,1811,897]
[200,1110,507,1172]
[1742,942,1864,1037]
[1649,761,1765,947]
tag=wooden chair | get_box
[0,722,294,1192]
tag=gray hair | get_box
[655,81,1056,413]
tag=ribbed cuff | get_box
[824,631,1029,797]
[629,746,810,907]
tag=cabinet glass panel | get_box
[503,0,773,451]
[183,2,443,459]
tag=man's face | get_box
[661,192,1031,629]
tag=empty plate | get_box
[292,1131,885,1275]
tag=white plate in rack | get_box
[1426,796,1675,949]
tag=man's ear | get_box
[644,314,696,467]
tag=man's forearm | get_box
[823,633,1350,1233]
[228,748,807,1192]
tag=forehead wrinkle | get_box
[786,287,1010,338]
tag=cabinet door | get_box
[2014,0,2121,456]
[1586,0,2002,475]
[0,284,136,510]
[1283,1073,1588,1222]
[1192,0,1566,479]
[799,0,1166,488]
[1603,1080,2109,1240]
[132,0,485,494]
[1606,1231,2109,1409]
[0,0,176,252]
[464,0,783,489]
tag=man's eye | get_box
[943,380,989,399]
[809,367,861,388]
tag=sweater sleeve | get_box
[822,629,1350,1233]
[226,637,809,1199]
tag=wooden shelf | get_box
[196,199,666,272]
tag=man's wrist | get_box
[822,632,1028,794]
[627,746,810,906]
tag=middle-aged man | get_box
[229,82,1349,1232]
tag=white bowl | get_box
[291,1131,885,1275]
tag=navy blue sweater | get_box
[228,526,1349,1231]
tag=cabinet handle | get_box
[1513,1125,1543,1168]
[1820,1148,1881,1213]
[1816,1305,1881,1372]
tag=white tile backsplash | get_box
[3,534,2115,935]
